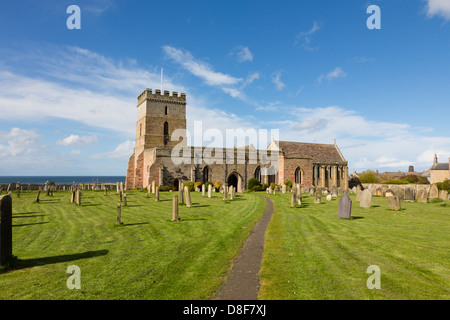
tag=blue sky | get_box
[0,0,449,175]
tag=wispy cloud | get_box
[316,67,346,84]
[232,46,254,63]
[426,0,450,20]
[295,21,322,51]
[272,71,286,90]
[56,134,98,147]
[163,45,241,86]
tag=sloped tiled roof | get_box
[277,141,346,163]
[431,163,449,170]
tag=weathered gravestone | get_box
[119,190,123,202]
[338,192,352,219]
[429,184,439,200]
[388,196,401,211]
[202,184,206,197]
[404,188,415,201]
[76,190,81,206]
[208,184,212,198]
[360,189,372,208]
[314,194,321,204]
[309,187,315,197]
[331,185,338,198]
[124,193,127,206]
[179,184,184,204]
[356,185,362,201]
[116,203,122,225]
[385,189,394,198]
[0,195,13,266]
[376,188,383,196]
[326,194,332,201]
[223,184,228,200]
[394,187,404,201]
[417,189,428,203]
[184,186,192,207]
[171,195,179,221]
[439,190,448,201]
[70,190,75,203]
[155,187,159,202]
[282,185,286,194]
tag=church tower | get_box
[126,89,187,189]
[135,88,186,153]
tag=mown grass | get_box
[0,189,266,300]
[259,192,450,300]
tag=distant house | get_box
[429,154,450,184]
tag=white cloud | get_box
[235,46,254,62]
[93,140,135,160]
[426,0,450,20]
[0,128,40,157]
[69,149,81,156]
[272,71,286,90]
[163,45,241,86]
[56,134,98,146]
[317,67,346,84]
[276,105,450,172]
[295,21,322,50]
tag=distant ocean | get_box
[0,176,126,185]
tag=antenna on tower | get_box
[161,68,163,92]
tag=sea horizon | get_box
[0,176,126,185]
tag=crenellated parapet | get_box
[137,88,186,106]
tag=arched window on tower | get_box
[163,121,169,145]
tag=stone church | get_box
[126,89,349,192]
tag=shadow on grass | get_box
[13,212,39,215]
[351,216,364,220]
[122,222,149,226]
[181,218,207,221]
[13,222,49,227]
[126,205,143,207]
[13,215,46,219]
[191,204,211,208]
[7,250,109,271]
[82,204,101,207]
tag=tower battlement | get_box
[137,88,186,106]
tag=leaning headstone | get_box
[429,184,439,200]
[359,189,372,208]
[314,194,321,204]
[338,192,352,219]
[155,187,159,202]
[0,195,13,266]
[404,188,415,201]
[184,186,192,208]
[70,190,75,203]
[388,196,401,211]
[76,190,81,206]
[171,195,179,221]
[116,203,122,225]
[208,184,212,198]
[290,191,296,207]
[223,184,228,201]
[417,189,428,203]
[356,185,362,201]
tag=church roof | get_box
[277,141,346,163]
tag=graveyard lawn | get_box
[0,190,266,299]
[259,193,449,300]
